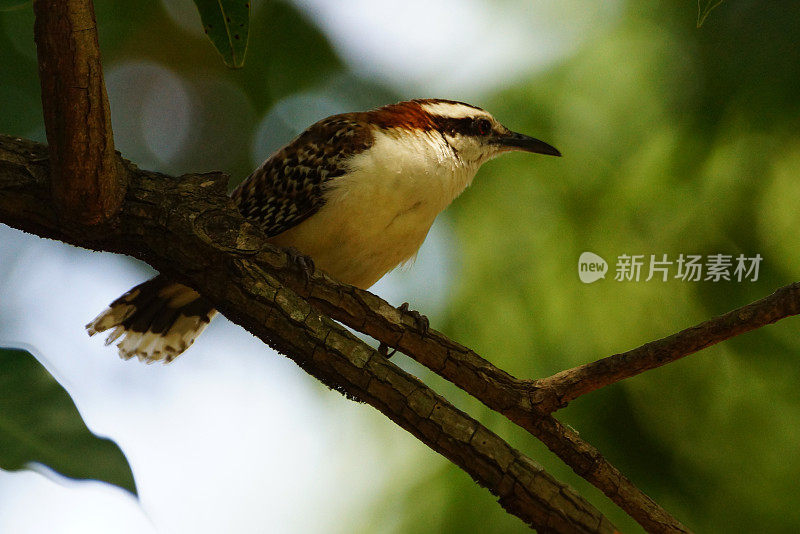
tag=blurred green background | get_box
[1,0,800,532]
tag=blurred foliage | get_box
[2,0,800,532]
[697,0,727,27]
[192,0,250,68]
[0,348,136,495]
[430,2,800,533]
[0,0,29,12]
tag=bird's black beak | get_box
[493,130,561,157]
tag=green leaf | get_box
[697,0,726,28]
[0,347,137,496]
[193,0,251,68]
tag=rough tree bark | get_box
[33,0,123,224]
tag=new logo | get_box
[578,252,608,284]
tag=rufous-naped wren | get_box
[87,99,560,363]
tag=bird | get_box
[86,98,560,363]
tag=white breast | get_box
[268,129,479,289]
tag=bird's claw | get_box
[399,302,429,334]
[377,303,427,359]
[285,247,315,282]
[377,341,398,359]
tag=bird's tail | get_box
[86,275,217,363]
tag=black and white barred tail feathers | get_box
[85,117,370,363]
[86,275,216,363]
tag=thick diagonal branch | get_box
[290,281,694,532]
[33,0,123,224]
[0,135,615,534]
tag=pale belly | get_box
[268,191,439,289]
[266,129,477,289]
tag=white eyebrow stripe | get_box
[418,101,490,119]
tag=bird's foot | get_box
[376,304,427,359]
[284,247,315,283]
[399,302,429,335]
[377,342,398,359]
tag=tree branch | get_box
[530,416,688,533]
[33,0,123,224]
[529,283,800,412]
[0,135,616,534]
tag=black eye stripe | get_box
[474,118,491,135]
[434,116,490,136]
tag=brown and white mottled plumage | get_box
[86,99,560,363]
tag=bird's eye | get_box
[474,118,492,136]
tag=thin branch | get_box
[530,283,800,413]
[33,0,123,224]
[0,135,616,534]
[531,416,689,533]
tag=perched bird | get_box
[86,99,560,363]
